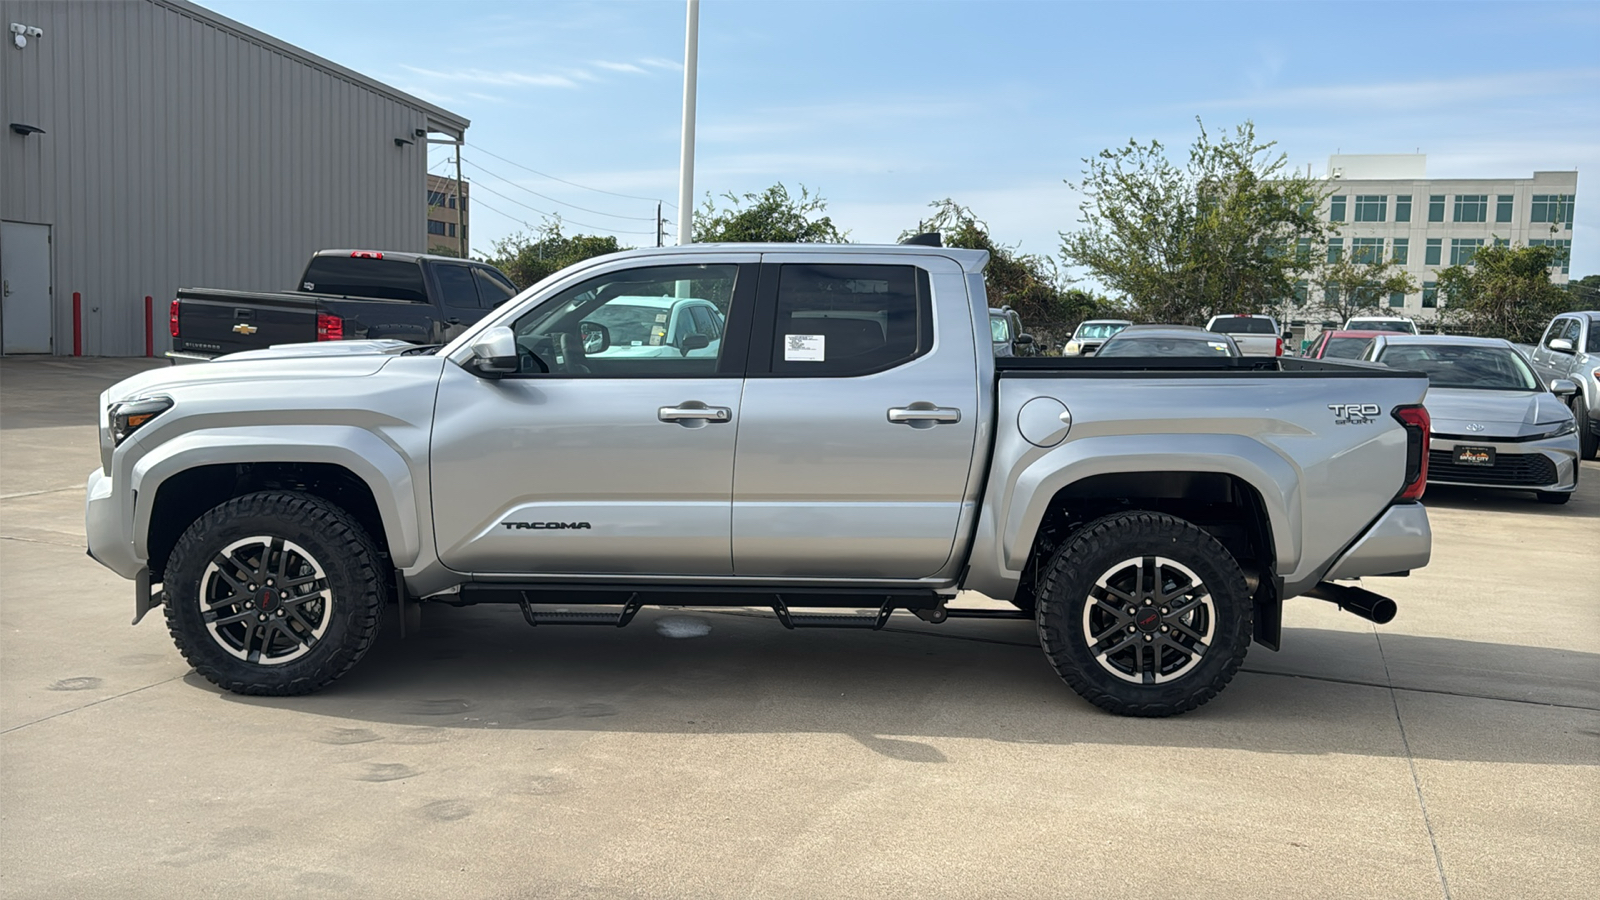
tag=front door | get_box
[430,257,757,576]
[1,222,52,354]
[731,255,981,579]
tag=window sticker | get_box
[655,313,669,323]
[650,326,667,346]
[785,334,825,362]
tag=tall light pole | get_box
[676,0,699,246]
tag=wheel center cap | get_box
[258,589,278,611]
[1135,608,1162,633]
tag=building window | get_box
[1329,196,1346,222]
[1422,282,1438,308]
[1496,195,1513,222]
[447,222,457,237]
[1531,194,1576,227]
[1392,238,1409,265]
[1295,238,1312,263]
[1293,280,1308,306]
[427,220,447,235]
[1450,238,1484,266]
[1388,291,1406,308]
[1428,195,1445,222]
[1327,238,1343,263]
[1352,237,1383,264]
[1395,195,1412,222]
[1453,195,1488,223]
[1324,286,1340,305]
[1425,238,1442,266]
[1531,239,1574,274]
[1493,237,1509,247]
[427,190,446,207]
[1354,195,1387,222]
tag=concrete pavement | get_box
[1,357,1595,899]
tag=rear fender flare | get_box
[129,426,422,567]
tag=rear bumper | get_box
[1324,501,1431,581]
[164,351,217,365]
[1427,434,1579,493]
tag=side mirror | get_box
[1549,338,1575,353]
[579,320,611,354]
[1014,333,1035,346]
[468,326,520,377]
[1283,329,1294,340]
[680,333,711,356]
[1550,378,1578,397]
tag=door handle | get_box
[446,317,462,325]
[659,402,732,424]
[888,403,962,426]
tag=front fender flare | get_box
[1001,433,1301,575]
[129,426,422,567]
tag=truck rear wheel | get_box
[163,491,384,696]
[1035,512,1251,717]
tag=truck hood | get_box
[106,341,416,404]
[1424,387,1573,438]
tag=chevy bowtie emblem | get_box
[1466,423,1485,432]
[232,323,258,335]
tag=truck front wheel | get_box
[163,491,385,696]
[1035,512,1252,717]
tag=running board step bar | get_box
[517,591,644,628]
[772,595,893,630]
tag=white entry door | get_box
[1,222,53,354]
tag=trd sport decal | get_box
[502,522,592,530]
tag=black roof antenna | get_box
[901,232,942,247]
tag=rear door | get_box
[730,253,980,579]
[429,262,485,341]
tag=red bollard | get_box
[73,292,82,356]
[145,296,154,357]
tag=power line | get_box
[465,141,675,209]
[468,180,658,237]
[459,156,657,222]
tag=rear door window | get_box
[1208,317,1276,335]
[764,264,930,376]
[301,256,427,301]
[472,268,517,308]
[434,264,481,310]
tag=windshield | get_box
[990,315,1011,342]
[1323,337,1373,359]
[1076,322,1128,340]
[585,304,668,346]
[1208,317,1276,335]
[1353,320,1416,334]
[1098,336,1236,357]
[1378,344,1540,391]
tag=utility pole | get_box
[676,0,699,246]
[656,202,664,248]
[455,145,466,258]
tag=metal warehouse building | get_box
[0,0,468,356]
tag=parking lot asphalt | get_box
[2,357,1596,899]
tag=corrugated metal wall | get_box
[0,0,467,356]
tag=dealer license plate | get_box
[1454,445,1495,467]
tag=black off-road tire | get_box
[1573,399,1597,460]
[1035,512,1252,717]
[164,491,385,696]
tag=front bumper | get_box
[85,468,142,579]
[1324,501,1431,581]
[1426,432,1580,493]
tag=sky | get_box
[202,0,1600,281]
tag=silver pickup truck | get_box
[86,243,1433,717]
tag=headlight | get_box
[109,396,173,444]
[1065,341,1081,355]
[1531,419,1577,439]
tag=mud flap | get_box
[131,568,161,625]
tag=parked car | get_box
[1528,311,1600,459]
[168,249,520,362]
[1205,314,1285,357]
[1344,316,1419,335]
[989,306,1036,357]
[1305,330,1385,361]
[581,296,725,361]
[1363,335,1580,504]
[87,242,1434,718]
[1096,325,1240,357]
[1062,319,1131,356]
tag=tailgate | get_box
[174,289,319,357]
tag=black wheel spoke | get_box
[268,537,287,581]
[1164,635,1204,661]
[1170,619,1207,644]
[205,608,255,627]
[282,588,328,610]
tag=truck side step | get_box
[772,595,893,630]
[518,592,643,628]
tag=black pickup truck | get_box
[168,250,519,361]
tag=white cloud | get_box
[399,65,579,89]
[1195,68,1600,113]
[639,56,684,71]
[594,61,648,75]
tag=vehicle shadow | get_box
[205,605,1600,767]
[1424,475,1598,519]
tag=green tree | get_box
[1307,249,1417,325]
[694,183,847,243]
[904,199,1120,349]
[1566,273,1600,309]
[482,221,626,290]
[1436,243,1576,342]
[1060,119,1329,325]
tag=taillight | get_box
[1392,405,1430,500]
[1275,337,1284,356]
[169,299,180,338]
[316,313,343,341]
[350,251,383,260]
